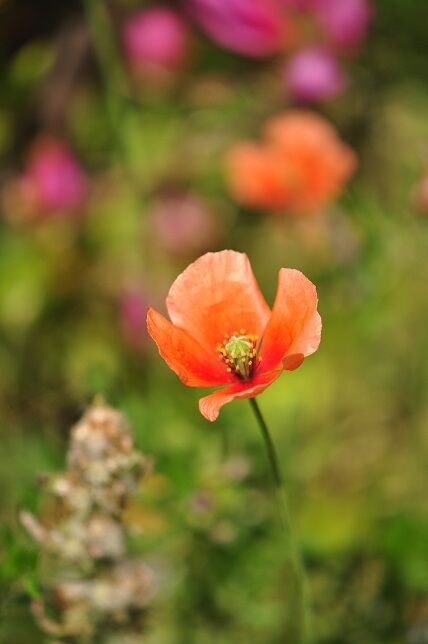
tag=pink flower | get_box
[189,0,293,58]
[123,7,190,72]
[120,290,149,351]
[284,47,346,102]
[310,0,372,51]
[151,193,217,256]
[19,136,87,217]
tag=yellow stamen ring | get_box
[216,333,258,380]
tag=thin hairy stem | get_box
[249,397,311,643]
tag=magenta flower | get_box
[123,7,190,72]
[284,47,346,102]
[20,136,87,217]
[151,192,217,256]
[310,0,372,51]
[189,0,292,58]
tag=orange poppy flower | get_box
[226,110,356,215]
[225,142,295,211]
[147,250,321,421]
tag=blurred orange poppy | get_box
[226,110,356,215]
[147,250,321,421]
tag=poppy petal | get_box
[166,250,271,351]
[282,353,305,371]
[199,370,281,422]
[259,268,321,373]
[226,142,293,211]
[147,308,234,387]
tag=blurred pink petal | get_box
[123,7,190,72]
[311,0,372,51]
[189,0,293,58]
[284,47,346,102]
[151,193,217,256]
[412,169,428,215]
[120,290,149,351]
[20,136,87,217]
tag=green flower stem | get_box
[249,397,311,644]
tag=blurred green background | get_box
[1,0,428,642]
